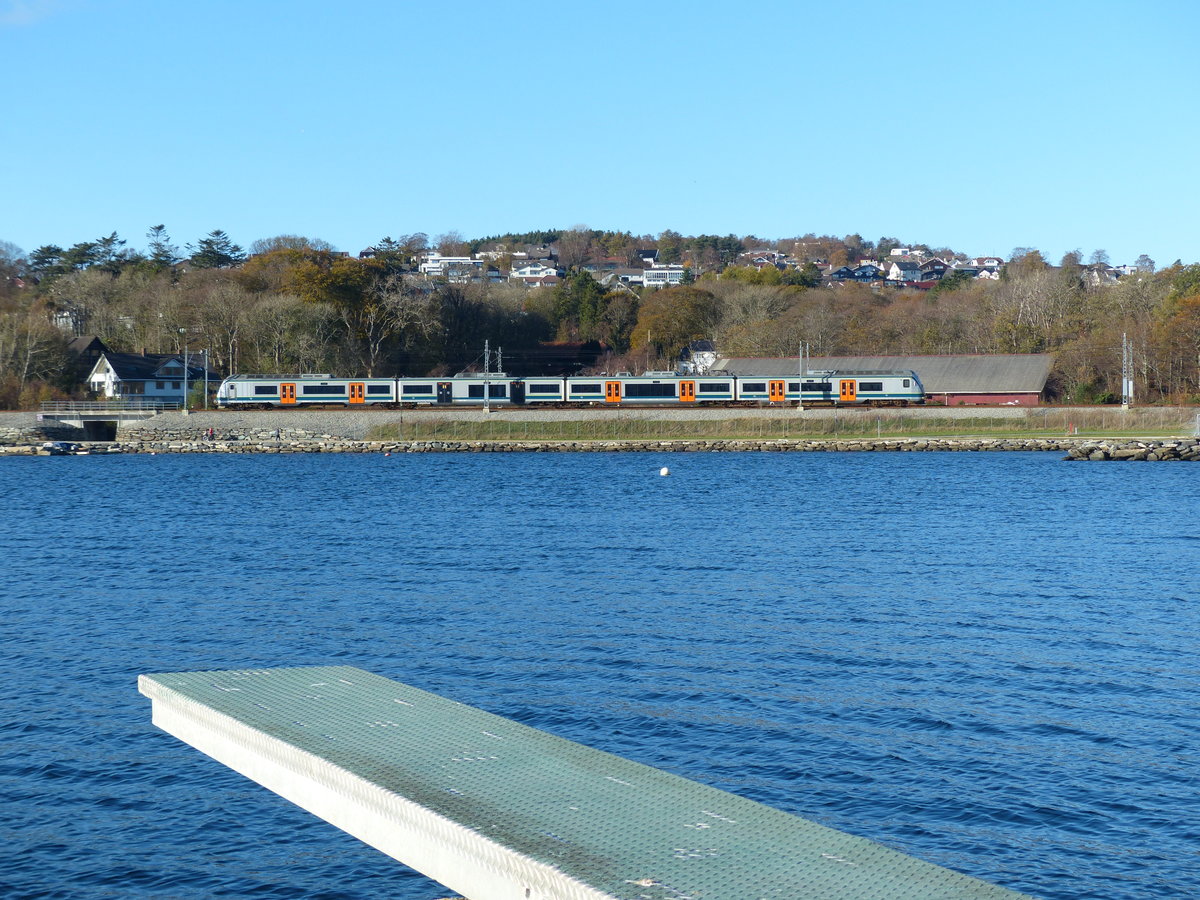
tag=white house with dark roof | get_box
[510,262,564,286]
[887,260,921,281]
[87,351,218,405]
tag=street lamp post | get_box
[180,328,188,414]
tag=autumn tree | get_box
[556,227,594,269]
[249,235,335,255]
[630,285,720,362]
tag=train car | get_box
[734,370,922,406]
[516,377,568,404]
[216,374,397,408]
[565,373,737,404]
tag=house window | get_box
[161,366,183,376]
[172,382,180,389]
[156,381,165,390]
[124,382,145,395]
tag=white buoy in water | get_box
[659,466,670,477]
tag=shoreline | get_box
[5,436,1198,459]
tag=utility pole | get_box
[483,339,490,412]
[1121,332,1133,409]
[798,341,809,412]
[180,328,188,414]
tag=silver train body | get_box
[216,370,925,408]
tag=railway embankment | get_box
[6,433,1197,457]
[1,410,1197,457]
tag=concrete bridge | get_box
[38,401,181,439]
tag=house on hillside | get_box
[679,340,718,374]
[643,265,687,289]
[919,259,951,280]
[67,335,109,383]
[887,260,921,281]
[87,350,219,405]
[510,262,564,287]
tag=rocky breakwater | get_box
[7,435,1082,454]
[1064,439,1200,461]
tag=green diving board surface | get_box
[139,666,1031,900]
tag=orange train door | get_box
[280,382,296,405]
[839,379,857,403]
[679,381,696,402]
[769,380,786,402]
[348,382,365,404]
[605,381,622,402]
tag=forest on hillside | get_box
[1,227,1198,408]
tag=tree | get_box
[0,241,26,292]
[435,231,467,257]
[630,285,720,361]
[146,225,180,271]
[657,229,683,265]
[1135,254,1156,273]
[28,245,66,278]
[556,226,594,270]
[551,269,607,340]
[1089,249,1110,267]
[249,235,335,255]
[188,230,246,269]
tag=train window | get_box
[467,385,484,398]
[742,382,766,392]
[573,383,602,394]
[860,381,884,391]
[788,382,800,391]
[802,381,833,392]
[302,384,346,395]
[402,384,434,393]
[903,379,911,387]
[625,383,676,398]
[367,385,390,394]
[489,384,507,398]
[698,382,729,393]
[254,385,275,395]
[527,383,560,394]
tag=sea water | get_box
[1,450,1197,899]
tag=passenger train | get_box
[215,370,925,408]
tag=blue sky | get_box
[3,0,1197,266]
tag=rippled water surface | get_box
[1,451,1198,899]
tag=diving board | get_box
[139,666,1031,900]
